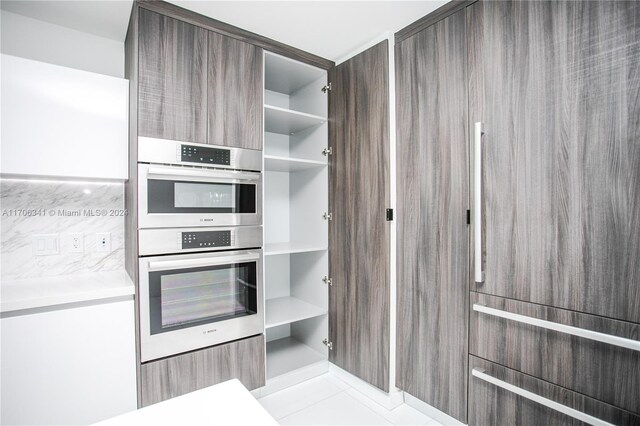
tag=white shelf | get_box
[264,105,326,135]
[266,337,326,380]
[265,242,328,256]
[265,296,326,328]
[264,155,326,172]
[264,52,325,94]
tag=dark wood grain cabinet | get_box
[395,8,469,423]
[470,292,640,415]
[137,8,263,149]
[138,9,208,143]
[469,356,640,426]
[140,335,265,407]
[468,0,640,323]
[395,0,640,423]
[208,32,263,150]
[328,40,390,392]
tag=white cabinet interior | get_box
[263,52,329,383]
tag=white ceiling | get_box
[168,1,448,61]
[0,1,134,41]
[0,0,448,62]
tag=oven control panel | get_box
[181,144,231,166]
[181,231,232,249]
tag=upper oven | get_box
[138,137,263,229]
[138,164,262,228]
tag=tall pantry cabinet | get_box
[396,0,640,424]
[126,0,393,405]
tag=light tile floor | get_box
[258,373,443,425]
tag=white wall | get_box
[0,10,124,78]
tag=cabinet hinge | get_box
[322,338,333,350]
[321,82,332,93]
[322,147,332,156]
[386,208,394,221]
[322,276,333,286]
[323,212,332,221]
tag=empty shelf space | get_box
[266,337,326,380]
[264,155,326,172]
[264,105,326,135]
[265,242,327,256]
[265,52,326,94]
[265,296,327,328]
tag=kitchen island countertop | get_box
[93,379,277,426]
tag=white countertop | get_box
[1,270,134,313]
[94,379,277,426]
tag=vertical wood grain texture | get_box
[394,0,477,44]
[124,5,141,407]
[395,10,469,423]
[140,335,265,407]
[124,5,139,294]
[469,356,640,426]
[468,0,640,323]
[208,32,263,150]
[470,292,640,414]
[328,40,390,392]
[138,9,207,143]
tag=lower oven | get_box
[139,249,263,362]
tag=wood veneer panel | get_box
[138,8,208,143]
[328,40,390,392]
[137,0,333,70]
[207,32,262,150]
[469,356,640,425]
[468,0,640,323]
[470,292,640,414]
[395,0,476,44]
[140,335,265,407]
[395,9,469,422]
[124,3,141,407]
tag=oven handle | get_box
[147,252,261,271]
[147,166,261,182]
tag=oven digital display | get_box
[182,230,231,249]
[181,144,230,165]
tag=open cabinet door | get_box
[328,40,390,392]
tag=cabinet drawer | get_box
[141,335,265,406]
[470,292,640,414]
[469,356,640,425]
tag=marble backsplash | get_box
[1,179,125,280]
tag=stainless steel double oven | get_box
[137,137,263,362]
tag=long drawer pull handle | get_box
[473,304,640,352]
[473,122,485,283]
[471,368,614,426]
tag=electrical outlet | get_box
[69,233,84,253]
[96,232,111,252]
[33,234,59,256]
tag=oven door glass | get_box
[148,261,257,335]
[147,179,256,214]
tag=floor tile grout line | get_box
[272,388,349,421]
